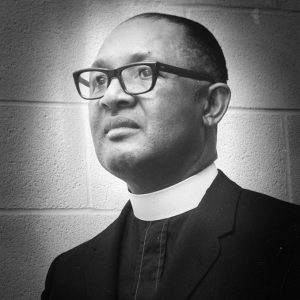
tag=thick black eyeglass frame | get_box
[73,61,215,100]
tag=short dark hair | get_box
[126,12,228,83]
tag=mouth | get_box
[104,116,140,135]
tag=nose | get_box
[98,78,137,111]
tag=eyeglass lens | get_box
[78,65,153,99]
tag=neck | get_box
[129,163,218,220]
[126,148,217,194]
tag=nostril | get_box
[118,100,130,107]
[100,101,110,110]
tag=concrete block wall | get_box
[0,0,299,298]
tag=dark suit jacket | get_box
[41,171,300,299]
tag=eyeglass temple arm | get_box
[78,76,89,87]
[158,62,214,82]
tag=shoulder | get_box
[215,170,300,223]
[238,188,300,220]
[215,170,300,238]
[42,202,132,298]
[47,201,132,272]
[235,188,300,241]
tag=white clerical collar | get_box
[129,163,218,221]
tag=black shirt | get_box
[118,208,194,300]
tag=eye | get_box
[95,75,107,86]
[138,67,152,79]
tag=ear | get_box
[202,83,231,126]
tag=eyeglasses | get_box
[73,61,215,100]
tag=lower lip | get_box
[106,127,139,140]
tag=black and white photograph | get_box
[0,1,299,299]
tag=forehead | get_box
[94,18,187,68]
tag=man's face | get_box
[89,19,208,188]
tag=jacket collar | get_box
[84,171,241,300]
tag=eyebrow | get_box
[91,51,153,68]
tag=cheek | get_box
[88,104,97,132]
[147,86,200,132]
[88,103,104,139]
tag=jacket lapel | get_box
[84,201,132,300]
[155,171,241,300]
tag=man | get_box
[42,13,300,299]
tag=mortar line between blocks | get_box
[283,114,293,204]
[178,3,300,15]
[1,100,300,114]
[0,208,121,216]
[227,107,300,115]
[0,99,87,108]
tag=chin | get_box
[98,146,142,178]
